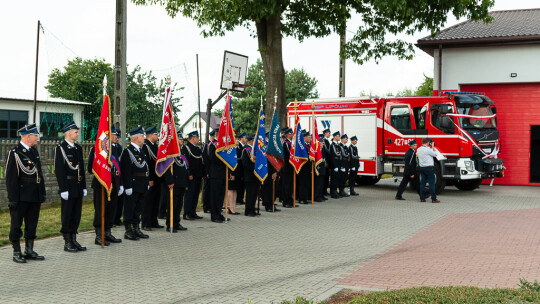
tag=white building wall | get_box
[182,116,208,141]
[434,44,540,91]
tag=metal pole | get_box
[32,20,41,123]
[338,28,346,98]
[196,54,202,140]
[438,44,442,96]
[114,0,127,147]
[170,166,173,233]
[101,187,105,247]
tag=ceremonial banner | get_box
[92,94,113,199]
[216,93,238,170]
[266,108,284,172]
[289,115,308,174]
[310,116,323,175]
[156,86,181,177]
[251,107,268,182]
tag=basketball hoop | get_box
[232,83,255,90]
[221,51,249,92]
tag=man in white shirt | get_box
[417,138,440,203]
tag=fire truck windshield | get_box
[457,105,497,129]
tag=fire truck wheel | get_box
[453,179,482,191]
[356,175,381,186]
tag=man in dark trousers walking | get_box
[5,124,46,263]
[54,121,87,252]
[395,140,418,200]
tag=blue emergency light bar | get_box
[443,91,484,95]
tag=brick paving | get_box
[0,180,538,303]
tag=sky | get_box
[0,0,538,124]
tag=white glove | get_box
[148,185,150,190]
[83,189,87,197]
[340,168,346,172]
[118,185,124,196]
[60,191,69,200]
[351,167,356,171]
[333,168,338,172]
[125,188,133,196]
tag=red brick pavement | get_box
[336,208,540,289]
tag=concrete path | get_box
[0,180,538,303]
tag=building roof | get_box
[179,111,221,131]
[417,8,540,55]
[0,96,91,106]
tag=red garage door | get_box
[461,83,540,186]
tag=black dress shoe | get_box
[315,198,323,202]
[211,219,224,223]
[24,239,45,260]
[265,208,274,212]
[350,192,359,196]
[273,207,281,212]
[71,234,87,251]
[395,196,406,200]
[192,214,203,219]
[299,200,308,204]
[124,225,140,241]
[331,194,340,199]
[134,225,149,239]
[142,226,153,231]
[12,242,27,263]
[183,214,195,220]
[283,204,293,208]
[175,224,188,231]
[165,227,178,233]
[105,230,122,243]
[151,224,164,229]
[228,208,240,215]
[245,213,257,217]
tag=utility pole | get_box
[338,28,346,98]
[114,0,127,147]
[32,20,41,123]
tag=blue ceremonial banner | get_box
[289,116,308,173]
[251,107,268,182]
[266,108,284,171]
[216,93,238,170]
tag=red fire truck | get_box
[286,93,505,193]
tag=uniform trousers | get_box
[114,194,125,223]
[244,181,259,215]
[158,183,168,217]
[262,177,275,209]
[166,187,185,228]
[338,169,348,191]
[209,178,225,220]
[124,192,145,225]
[236,179,245,204]
[9,201,41,242]
[142,180,161,227]
[298,167,312,201]
[349,170,358,190]
[330,168,340,194]
[396,174,416,198]
[314,167,326,201]
[184,177,202,216]
[93,186,118,230]
[202,178,211,212]
[60,197,83,234]
[280,171,294,205]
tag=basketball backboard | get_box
[221,51,248,92]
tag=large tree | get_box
[227,59,318,134]
[134,0,493,126]
[46,57,182,140]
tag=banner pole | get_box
[293,171,296,208]
[101,186,105,248]
[311,162,314,204]
[225,167,229,221]
[170,166,173,233]
[256,184,261,215]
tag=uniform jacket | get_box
[143,139,161,182]
[5,143,46,203]
[164,156,189,189]
[54,140,86,198]
[241,145,257,183]
[181,141,205,178]
[281,139,293,174]
[349,144,359,170]
[329,141,342,170]
[87,146,122,190]
[120,144,149,194]
[236,142,245,179]
[208,142,226,180]
[403,148,418,177]
[339,143,350,170]
[202,140,213,177]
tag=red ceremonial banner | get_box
[92,94,113,199]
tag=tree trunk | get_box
[256,14,287,129]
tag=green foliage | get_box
[344,286,540,303]
[46,57,183,140]
[520,278,540,292]
[230,59,318,134]
[275,297,317,304]
[133,0,494,65]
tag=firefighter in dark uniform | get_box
[322,129,331,196]
[236,132,247,206]
[298,130,312,204]
[314,134,328,202]
[181,130,205,220]
[5,124,46,263]
[348,136,360,196]
[281,128,295,208]
[329,131,342,198]
[141,126,164,231]
[202,129,218,213]
[338,134,350,197]
[163,131,189,232]
[120,126,150,240]
[112,128,125,226]
[241,135,261,216]
[87,129,123,246]
[262,132,280,212]
[395,140,418,200]
[54,121,87,252]
[207,133,229,223]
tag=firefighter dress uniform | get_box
[112,128,125,225]
[329,131,342,199]
[54,121,87,253]
[280,128,295,208]
[120,126,150,240]
[181,131,205,220]
[241,135,260,216]
[338,134,350,197]
[348,136,360,196]
[5,124,46,263]
[141,126,164,230]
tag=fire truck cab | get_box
[287,93,504,193]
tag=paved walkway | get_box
[0,180,539,303]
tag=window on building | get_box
[0,110,28,139]
[390,106,413,134]
[39,112,74,139]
